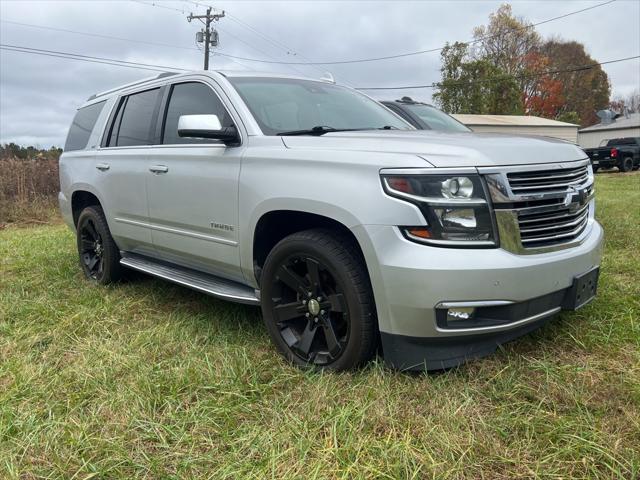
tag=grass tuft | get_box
[0,172,638,478]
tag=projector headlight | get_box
[382,171,498,247]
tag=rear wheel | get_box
[76,206,122,284]
[620,157,633,173]
[260,229,376,370]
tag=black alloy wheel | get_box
[261,229,376,370]
[620,157,633,173]
[271,254,349,365]
[76,206,122,284]
[79,217,104,279]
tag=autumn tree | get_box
[609,88,640,113]
[471,3,541,95]
[521,52,565,118]
[434,4,611,125]
[541,39,610,126]
[433,43,522,114]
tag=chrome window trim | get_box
[97,75,248,150]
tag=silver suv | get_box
[59,71,603,371]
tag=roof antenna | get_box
[320,72,335,83]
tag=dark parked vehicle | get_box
[380,97,471,132]
[584,137,640,173]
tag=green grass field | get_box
[1,172,639,479]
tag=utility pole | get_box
[188,7,225,70]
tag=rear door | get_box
[94,87,163,255]
[145,80,245,282]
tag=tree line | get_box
[1,143,62,161]
[433,4,614,127]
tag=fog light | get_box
[446,307,475,323]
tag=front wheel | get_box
[620,157,633,173]
[76,205,122,284]
[260,229,377,370]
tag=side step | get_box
[120,253,260,305]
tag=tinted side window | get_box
[64,101,107,151]
[163,82,232,144]
[105,98,126,147]
[116,88,160,146]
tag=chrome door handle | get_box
[96,163,110,171]
[149,165,169,174]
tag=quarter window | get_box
[114,88,161,146]
[162,82,233,144]
[64,101,107,151]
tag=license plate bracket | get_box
[562,267,599,310]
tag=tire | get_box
[260,229,376,371]
[620,157,633,173]
[76,205,122,284]
[592,166,599,173]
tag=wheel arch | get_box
[71,186,104,227]
[251,209,368,283]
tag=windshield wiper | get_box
[277,125,401,136]
[277,126,361,136]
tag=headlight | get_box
[382,172,497,247]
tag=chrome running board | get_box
[120,253,260,305]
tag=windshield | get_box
[404,104,470,132]
[228,77,411,135]
[607,138,637,146]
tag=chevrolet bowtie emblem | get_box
[564,186,586,211]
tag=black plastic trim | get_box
[381,317,551,371]
[381,272,599,371]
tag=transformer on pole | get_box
[188,7,225,70]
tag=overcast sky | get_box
[1,0,639,147]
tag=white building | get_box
[451,114,579,143]
[577,113,640,148]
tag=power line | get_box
[355,55,640,90]
[166,0,617,65]
[0,44,189,72]
[1,19,199,52]
[179,0,357,85]
[130,0,311,77]
[1,0,619,71]
[131,0,187,14]
[3,42,636,94]
[0,19,251,71]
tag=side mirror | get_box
[177,114,239,145]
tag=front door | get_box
[145,81,244,283]
[95,87,163,256]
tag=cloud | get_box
[1,0,638,146]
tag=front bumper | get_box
[353,220,604,370]
[592,159,616,169]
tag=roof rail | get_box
[86,71,180,101]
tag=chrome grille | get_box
[483,160,595,253]
[507,164,589,195]
[517,201,590,247]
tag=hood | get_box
[281,130,586,167]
